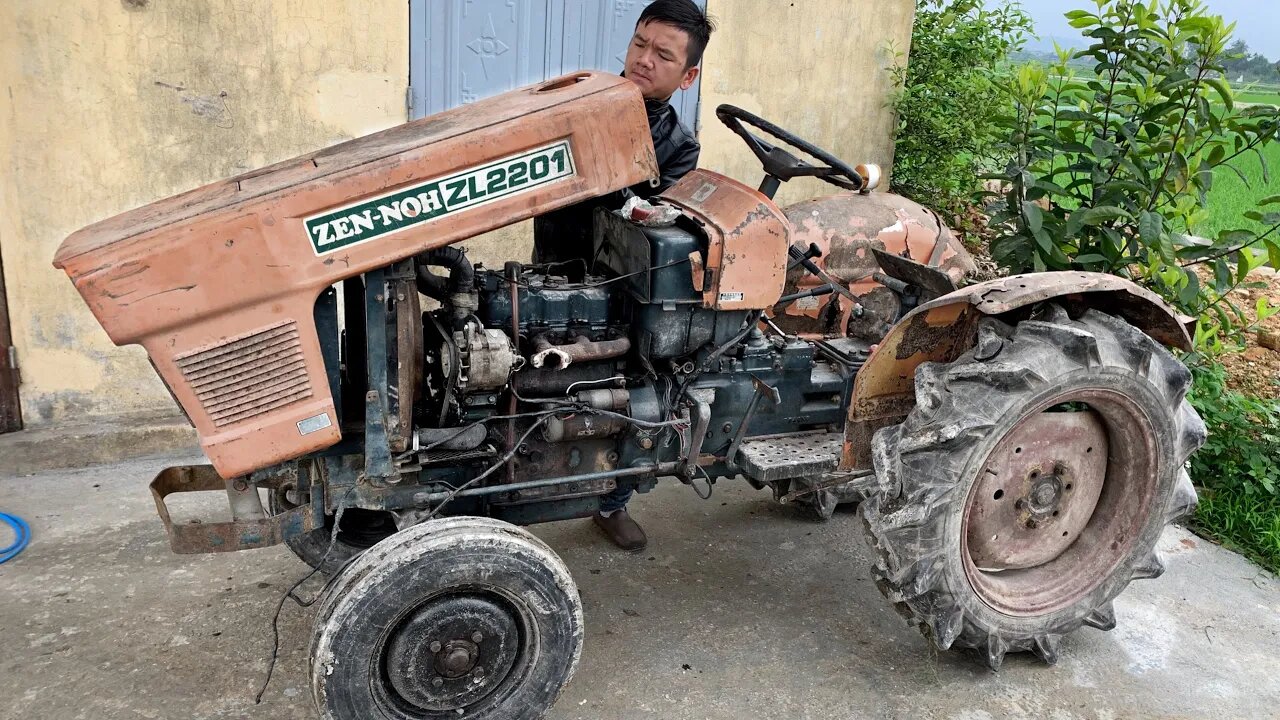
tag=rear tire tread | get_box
[862,308,1205,669]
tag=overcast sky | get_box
[1017,0,1279,59]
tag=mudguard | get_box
[839,271,1193,471]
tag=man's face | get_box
[624,20,699,101]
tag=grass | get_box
[1236,90,1280,106]
[1193,488,1280,573]
[1193,138,1280,241]
[1187,362,1280,575]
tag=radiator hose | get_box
[415,247,478,327]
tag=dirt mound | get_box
[1219,266,1280,401]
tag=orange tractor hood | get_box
[53,72,658,478]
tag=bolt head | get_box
[432,677,444,687]
[471,631,484,643]
[429,641,442,653]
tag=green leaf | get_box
[1213,258,1231,292]
[1032,227,1054,254]
[1091,136,1119,159]
[1022,201,1045,234]
[1218,229,1255,247]
[1259,297,1278,323]
[1140,211,1164,245]
[1261,195,1280,206]
[1078,206,1132,226]
[1057,109,1100,123]
[1207,143,1226,166]
[1178,270,1201,306]
[1203,75,1233,111]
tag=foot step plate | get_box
[735,432,842,482]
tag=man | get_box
[532,0,713,265]
[532,0,715,551]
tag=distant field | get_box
[1195,141,1280,241]
[1236,92,1279,106]
[1235,89,1280,106]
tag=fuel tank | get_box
[775,191,977,340]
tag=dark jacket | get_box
[532,97,700,265]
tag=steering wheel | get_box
[716,104,865,194]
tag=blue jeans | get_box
[598,486,632,513]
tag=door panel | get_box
[416,0,553,115]
[411,0,704,129]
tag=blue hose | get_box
[0,512,30,564]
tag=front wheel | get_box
[862,306,1204,669]
[310,516,583,719]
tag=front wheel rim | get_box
[374,590,534,717]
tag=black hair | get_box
[636,0,716,70]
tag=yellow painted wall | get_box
[0,0,408,424]
[0,0,911,426]
[698,0,915,207]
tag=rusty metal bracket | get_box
[150,464,321,554]
[777,469,877,504]
[726,374,781,469]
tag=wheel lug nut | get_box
[429,641,442,653]
[432,677,444,687]
[471,631,484,643]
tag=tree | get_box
[988,0,1280,350]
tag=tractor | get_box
[54,72,1204,720]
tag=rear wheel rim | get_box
[961,387,1161,616]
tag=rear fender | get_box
[838,271,1193,471]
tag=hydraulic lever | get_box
[785,243,861,304]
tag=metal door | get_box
[410,0,705,128]
[0,240,21,433]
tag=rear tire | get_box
[310,516,583,720]
[862,306,1204,669]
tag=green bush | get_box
[890,0,1032,218]
[988,0,1280,349]
[1187,360,1280,571]
[1188,361,1280,496]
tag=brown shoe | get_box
[593,510,648,552]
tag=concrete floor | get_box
[1,454,1278,720]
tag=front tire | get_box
[310,516,583,720]
[862,306,1204,669]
